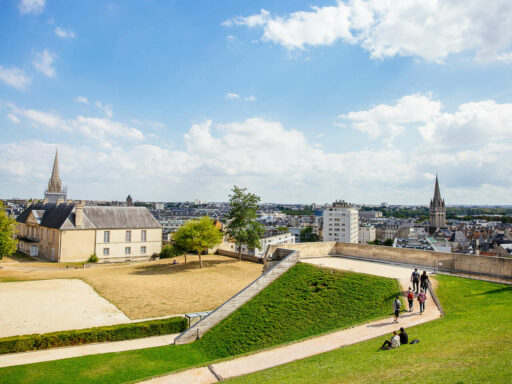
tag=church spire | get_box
[47,150,62,193]
[433,173,442,203]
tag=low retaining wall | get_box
[334,242,512,280]
[216,249,261,263]
[267,241,337,258]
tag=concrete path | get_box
[141,257,442,384]
[0,334,178,368]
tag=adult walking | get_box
[407,287,414,312]
[420,271,430,292]
[411,268,420,294]
[393,295,401,323]
[417,289,427,314]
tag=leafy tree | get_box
[173,216,223,268]
[276,226,290,233]
[224,186,264,261]
[0,202,17,259]
[160,243,186,259]
[383,238,394,246]
[299,226,320,242]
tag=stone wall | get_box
[266,241,337,258]
[216,249,262,263]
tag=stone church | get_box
[429,175,447,231]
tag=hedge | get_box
[0,316,187,355]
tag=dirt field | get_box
[0,255,262,319]
[0,279,130,337]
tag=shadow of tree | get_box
[466,286,512,296]
[130,257,241,276]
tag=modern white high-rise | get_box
[322,201,358,243]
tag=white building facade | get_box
[358,225,376,244]
[322,201,358,243]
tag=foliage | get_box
[159,243,185,259]
[0,265,398,384]
[368,239,393,246]
[279,206,315,216]
[0,317,187,355]
[87,254,98,263]
[173,216,223,267]
[299,226,320,242]
[224,186,264,261]
[0,202,18,260]
[382,238,394,246]
[276,226,290,233]
[226,275,512,384]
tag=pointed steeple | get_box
[433,173,442,203]
[47,150,62,193]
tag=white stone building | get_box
[220,232,295,259]
[358,225,376,244]
[322,201,358,243]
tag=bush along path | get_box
[0,263,400,383]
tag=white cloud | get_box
[226,35,236,42]
[33,50,56,78]
[54,27,76,39]
[224,0,512,63]
[7,113,20,124]
[0,66,31,90]
[95,101,113,117]
[18,0,46,15]
[245,95,257,102]
[74,96,89,104]
[339,93,442,139]
[225,92,240,100]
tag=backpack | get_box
[410,339,420,344]
[408,292,414,300]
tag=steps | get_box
[174,251,300,345]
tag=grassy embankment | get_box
[0,263,399,384]
[226,274,512,384]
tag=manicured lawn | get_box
[0,264,399,384]
[225,275,512,384]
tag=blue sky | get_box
[1,0,512,204]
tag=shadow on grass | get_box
[130,258,242,275]
[466,286,512,296]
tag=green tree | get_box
[299,226,320,242]
[383,238,394,246]
[224,186,264,261]
[173,216,223,268]
[0,202,18,259]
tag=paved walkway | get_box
[141,257,442,384]
[0,334,178,368]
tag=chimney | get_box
[75,202,85,229]
[56,198,64,205]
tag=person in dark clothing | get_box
[420,271,430,291]
[411,268,420,294]
[399,327,409,344]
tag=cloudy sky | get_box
[1,0,512,204]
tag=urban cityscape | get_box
[1,1,511,384]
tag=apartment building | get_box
[322,201,358,243]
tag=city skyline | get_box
[1,1,512,204]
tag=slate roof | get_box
[17,204,161,230]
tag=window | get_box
[141,246,146,254]
[104,231,110,243]
[141,230,146,242]
[125,247,131,255]
[103,248,109,256]
[126,230,131,242]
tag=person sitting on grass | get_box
[380,331,400,350]
[393,295,402,323]
[172,259,179,265]
[399,327,409,344]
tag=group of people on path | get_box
[393,268,430,323]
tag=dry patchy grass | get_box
[0,255,262,319]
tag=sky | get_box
[1,0,512,205]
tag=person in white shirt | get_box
[380,331,400,350]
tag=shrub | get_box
[87,254,98,263]
[160,244,185,259]
[0,316,187,355]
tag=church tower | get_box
[429,174,446,230]
[44,150,67,203]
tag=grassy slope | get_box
[0,264,399,384]
[226,275,512,384]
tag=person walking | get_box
[420,271,430,292]
[411,268,420,294]
[407,287,414,312]
[393,295,401,323]
[417,289,427,314]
